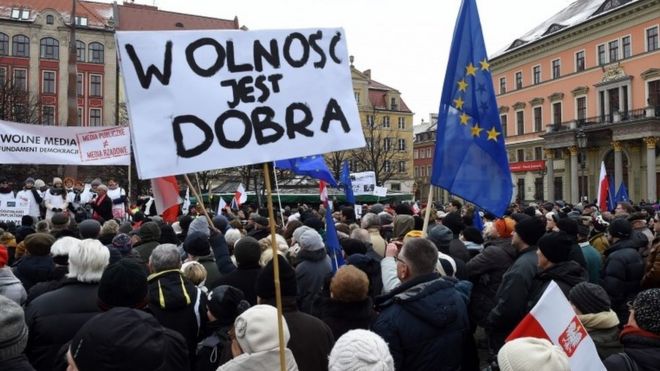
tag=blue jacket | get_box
[372,273,471,371]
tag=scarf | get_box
[92,194,107,220]
[578,310,619,330]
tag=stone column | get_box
[569,146,579,204]
[645,137,657,202]
[612,141,623,192]
[544,149,554,201]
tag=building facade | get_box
[350,63,414,194]
[491,0,660,204]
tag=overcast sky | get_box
[116,0,575,123]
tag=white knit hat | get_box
[497,337,570,371]
[234,305,290,354]
[328,329,394,371]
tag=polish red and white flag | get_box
[597,161,610,212]
[234,183,247,208]
[506,281,605,370]
[150,176,181,223]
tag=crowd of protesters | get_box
[0,175,659,370]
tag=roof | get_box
[367,81,412,113]
[116,2,238,31]
[0,0,113,29]
[492,0,638,58]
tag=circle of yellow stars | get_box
[451,58,501,142]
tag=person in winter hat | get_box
[295,228,331,314]
[134,222,161,261]
[12,233,55,291]
[568,282,622,359]
[43,177,69,221]
[0,246,26,305]
[0,294,33,370]
[98,258,148,310]
[218,304,298,371]
[16,176,43,221]
[183,231,220,288]
[603,288,660,370]
[25,236,79,304]
[328,329,394,371]
[213,236,261,305]
[66,307,189,371]
[497,337,569,371]
[197,285,251,371]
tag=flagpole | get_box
[422,185,434,235]
[183,174,217,232]
[262,163,287,371]
[271,162,286,228]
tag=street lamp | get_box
[576,129,587,201]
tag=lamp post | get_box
[576,129,588,201]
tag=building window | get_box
[648,80,660,109]
[13,69,27,91]
[46,15,54,24]
[534,147,543,161]
[76,40,85,62]
[77,107,83,125]
[517,149,524,162]
[414,166,419,178]
[622,36,631,58]
[500,114,508,137]
[89,74,102,97]
[398,138,406,151]
[413,149,418,159]
[366,115,374,127]
[551,59,561,79]
[608,40,619,62]
[10,8,29,20]
[533,106,542,132]
[398,161,406,173]
[597,44,606,65]
[552,102,562,124]
[384,160,391,173]
[515,72,522,89]
[390,183,401,191]
[647,26,659,51]
[354,91,359,104]
[75,16,88,26]
[89,108,102,126]
[575,51,585,72]
[397,117,405,129]
[12,35,29,57]
[0,67,6,87]
[42,106,55,125]
[0,33,8,56]
[383,137,391,151]
[499,77,506,94]
[390,97,398,110]
[88,42,104,64]
[533,66,541,84]
[40,37,59,60]
[516,110,524,135]
[77,73,83,96]
[42,71,56,94]
[576,96,587,121]
[382,116,390,128]
[426,148,431,158]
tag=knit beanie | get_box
[494,217,516,239]
[537,231,573,264]
[207,285,251,327]
[0,295,29,361]
[24,233,55,256]
[328,329,394,371]
[298,229,325,252]
[50,212,70,228]
[462,226,484,244]
[514,217,546,246]
[256,255,297,299]
[187,217,210,237]
[138,222,161,242]
[25,177,35,185]
[212,215,229,232]
[234,236,261,267]
[118,222,132,234]
[608,218,632,239]
[234,305,290,354]
[633,288,660,335]
[556,217,578,237]
[569,282,611,314]
[79,219,102,239]
[111,233,133,255]
[340,238,367,257]
[291,225,313,244]
[98,258,148,310]
[378,211,393,226]
[370,203,385,214]
[427,224,453,250]
[498,337,570,371]
[182,231,211,257]
[53,177,63,185]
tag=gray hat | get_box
[569,282,611,314]
[25,177,35,185]
[369,203,385,214]
[78,219,102,239]
[0,295,29,361]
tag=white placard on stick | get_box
[0,199,29,224]
[351,171,377,195]
[117,28,365,179]
[77,126,131,163]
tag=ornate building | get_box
[491,0,659,204]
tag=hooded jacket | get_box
[372,273,471,371]
[147,269,206,369]
[295,240,331,314]
[601,238,645,323]
[0,267,27,305]
[528,260,588,309]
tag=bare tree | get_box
[325,150,350,181]
[0,79,42,123]
[350,118,406,185]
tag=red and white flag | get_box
[506,281,605,370]
[597,161,609,212]
[320,180,329,207]
[150,176,182,223]
[234,183,247,208]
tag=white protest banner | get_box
[116,28,365,179]
[374,186,388,197]
[351,171,376,195]
[77,126,131,163]
[0,119,130,166]
[0,199,29,224]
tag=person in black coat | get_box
[89,185,113,223]
[601,218,646,324]
[372,238,471,371]
[211,236,261,305]
[12,233,56,292]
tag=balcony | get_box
[545,107,657,133]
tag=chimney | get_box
[363,69,371,79]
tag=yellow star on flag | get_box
[471,124,483,137]
[479,58,490,71]
[457,79,468,92]
[466,63,477,76]
[453,97,464,110]
[459,113,470,125]
[487,127,501,141]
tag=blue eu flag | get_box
[615,181,629,203]
[325,207,345,272]
[275,155,337,187]
[340,160,355,205]
[431,0,512,217]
